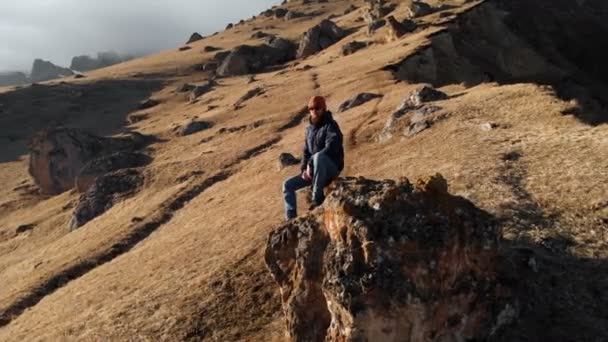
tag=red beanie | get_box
[308,96,326,110]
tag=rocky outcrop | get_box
[30,59,74,82]
[75,152,151,193]
[337,92,382,112]
[407,0,434,18]
[69,169,144,230]
[27,128,148,195]
[189,80,217,102]
[397,85,447,111]
[216,38,296,77]
[0,72,27,87]
[296,20,345,59]
[266,175,511,341]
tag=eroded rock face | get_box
[27,128,148,195]
[217,40,296,77]
[266,175,511,341]
[30,59,74,82]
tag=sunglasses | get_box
[308,106,324,111]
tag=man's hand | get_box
[302,165,312,181]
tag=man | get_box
[282,96,344,221]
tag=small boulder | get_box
[187,32,204,44]
[234,86,265,109]
[69,169,144,230]
[341,41,367,56]
[408,0,434,18]
[274,8,288,18]
[203,46,222,52]
[396,85,448,111]
[138,98,160,110]
[367,19,386,35]
[386,15,416,41]
[176,83,195,93]
[338,93,382,112]
[178,46,192,51]
[189,80,216,102]
[177,120,214,136]
[278,153,301,169]
[284,11,303,20]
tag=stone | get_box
[178,46,192,51]
[217,42,296,77]
[341,41,368,56]
[234,86,265,108]
[274,8,288,18]
[69,169,144,230]
[203,46,222,52]
[176,83,195,93]
[177,120,214,136]
[343,4,357,15]
[189,80,216,102]
[278,153,301,169]
[367,19,386,35]
[386,16,416,41]
[138,98,160,110]
[27,128,149,195]
[284,11,302,20]
[16,224,35,234]
[408,1,434,18]
[75,152,152,193]
[187,32,204,44]
[297,20,345,58]
[337,93,382,112]
[265,176,510,341]
[396,85,448,111]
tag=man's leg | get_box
[283,174,310,220]
[310,152,339,206]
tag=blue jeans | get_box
[283,152,340,220]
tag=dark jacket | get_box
[301,110,344,173]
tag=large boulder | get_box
[27,128,148,195]
[265,175,512,341]
[296,20,346,58]
[75,152,152,193]
[217,39,296,77]
[69,169,143,230]
[30,59,74,82]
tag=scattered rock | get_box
[407,0,434,18]
[341,41,367,56]
[69,169,144,230]
[296,20,346,58]
[337,92,382,112]
[203,46,222,52]
[127,113,149,124]
[75,152,152,193]
[226,23,234,30]
[502,151,522,162]
[16,224,35,234]
[284,11,303,20]
[274,8,288,18]
[405,105,442,136]
[234,86,265,109]
[386,15,416,41]
[138,98,160,110]
[367,19,386,35]
[265,175,510,341]
[178,46,192,51]
[27,128,149,195]
[187,32,204,44]
[74,74,86,79]
[177,120,214,136]
[189,80,216,102]
[278,153,300,169]
[396,85,447,111]
[251,31,272,39]
[480,122,499,131]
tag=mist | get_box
[0,0,280,73]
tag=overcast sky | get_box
[0,0,280,73]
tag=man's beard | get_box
[310,112,322,124]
